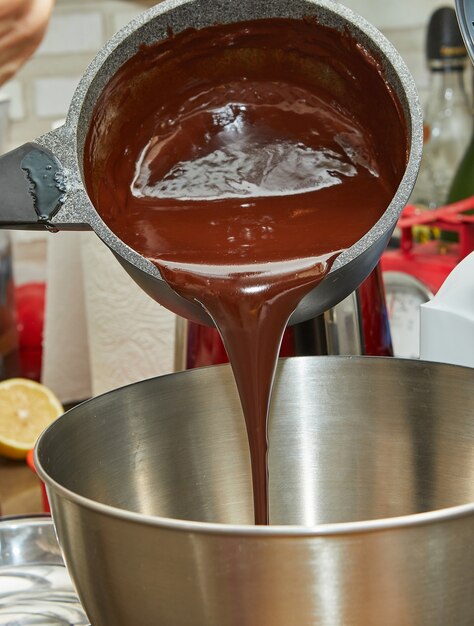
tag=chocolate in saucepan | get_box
[84,18,408,524]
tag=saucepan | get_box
[0,0,422,326]
[35,356,474,626]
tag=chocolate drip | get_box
[84,18,408,524]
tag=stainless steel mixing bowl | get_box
[35,356,474,626]
[0,0,422,326]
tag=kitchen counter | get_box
[0,400,83,518]
[0,456,44,517]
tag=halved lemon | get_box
[0,378,63,460]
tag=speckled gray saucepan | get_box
[0,0,422,326]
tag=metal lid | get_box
[0,516,89,626]
[427,6,467,68]
[455,0,474,65]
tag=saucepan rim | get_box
[43,0,423,285]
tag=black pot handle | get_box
[0,142,69,231]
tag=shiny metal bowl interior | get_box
[35,357,474,626]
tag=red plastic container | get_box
[26,448,50,513]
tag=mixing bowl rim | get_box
[35,471,474,536]
[35,356,474,537]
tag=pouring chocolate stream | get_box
[84,18,408,524]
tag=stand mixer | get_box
[0,1,473,626]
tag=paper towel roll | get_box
[42,231,92,404]
[81,235,177,396]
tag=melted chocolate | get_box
[84,18,408,524]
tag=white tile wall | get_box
[0,0,148,149]
[34,76,82,118]
[36,12,104,56]
[0,80,24,121]
[112,8,145,33]
[340,0,455,29]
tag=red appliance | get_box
[382,197,474,294]
[380,197,474,358]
